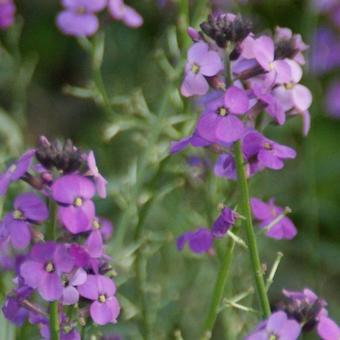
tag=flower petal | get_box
[215,115,245,143]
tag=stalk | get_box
[46,200,60,340]
[234,141,271,318]
[202,237,235,338]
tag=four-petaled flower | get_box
[177,227,213,254]
[108,0,143,28]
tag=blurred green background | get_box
[0,0,339,339]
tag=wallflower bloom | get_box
[108,0,143,28]
[0,0,15,30]
[181,41,223,97]
[52,175,95,234]
[56,0,107,37]
[0,149,35,196]
[78,274,120,325]
[197,86,249,144]
[176,227,213,254]
[246,311,301,340]
[243,132,296,170]
[251,197,297,239]
[211,207,237,238]
[20,242,74,301]
[62,268,87,305]
[0,192,48,249]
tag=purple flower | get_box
[0,0,15,30]
[78,274,120,325]
[170,130,211,154]
[243,132,296,170]
[246,311,301,340]
[0,149,35,196]
[176,227,213,254]
[180,41,223,97]
[251,197,297,240]
[252,36,291,84]
[0,192,48,249]
[317,316,340,340]
[196,86,249,144]
[20,242,75,301]
[51,175,96,234]
[62,268,87,305]
[56,0,107,37]
[211,207,237,238]
[325,81,340,119]
[86,151,108,198]
[108,0,143,28]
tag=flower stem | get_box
[202,237,235,339]
[46,200,60,340]
[234,141,271,318]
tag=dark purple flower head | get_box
[52,175,96,234]
[56,0,107,37]
[0,149,35,196]
[317,316,340,340]
[20,242,75,301]
[196,86,248,144]
[78,274,120,325]
[177,227,213,254]
[0,0,15,30]
[278,288,328,333]
[0,192,48,249]
[211,207,237,238]
[86,151,108,198]
[108,0,143,28]
[243,132,296,171]
[181,41,223,97]
[246,311,301,340]
[251,197,297,240]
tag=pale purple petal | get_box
[14,192,48,222]
[280,319,301,340]
[20,260,44,288]
[31,242,56,263]
[267,311,288,333]
[97,275,116,296]
[188,42,209,64]
[62,0,107,12]
[9,220,31,249]
[122,5,143,28]
[291,84,312,111]
[56,11,99,37]
[170,136,192,154]
[69,268,87,286]
[62,285,80,305]
[273,60,291,84]
[251,198,273,221]
[90,301,114,325]
[258,149,284,169]
[39,272,63,301]
[78,275,99,300]
[11,149,35,181]
[215,115,245,143]
[106,297,120,322]
[224,86,249,115]
[253,36,274,70]
[274,144,296,159]
[54,244,74,273]
[200,51,223,76]
[180,73,209,97]
[85,230,103,258]
[317,316,340,340]
[196,112,220,142]
[95,175,107,199]
[188,228,212,253]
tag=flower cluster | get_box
[247,288,340,340]
[56,0,143,37]
[0,0,15,30]
[172,12,310,245]
[0,137,119,338]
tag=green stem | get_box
[46,200,60,340]
[234,141,271,318]
[202,237,235,339]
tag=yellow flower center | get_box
[268,62,274,71]
[191,63,200,74]
[285,82,294,90]
[93,219,101,230]
[269,335,278,340]
[263,142,273,150]
[45,262,55,273]
[76,6,85,14]
[12,209,23,220]
[218,107,228,116]
[74,197,83,207]
[98,294,106,303]
[8,164,17,173]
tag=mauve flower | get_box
[170,130,211,154]
[52,175,95,234]
[62,268,87,305]
[251,197,297,240]
[176,227,213,254]
[20,242,75,301]
[180,41,223,97]
[86,151,108,199]
[317,316,340,340]
[0,0,15,30]
[0,192,48,249]
[56,0,107,37]
[252,36,291,84]
[211,207,237,238]
[108,0,143,28]
[196,86,248,144]
[246,311,301,340]
[325,81,340,119]
[0,149,35,196]
[243,132,296,171]
[78,274,120,325]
